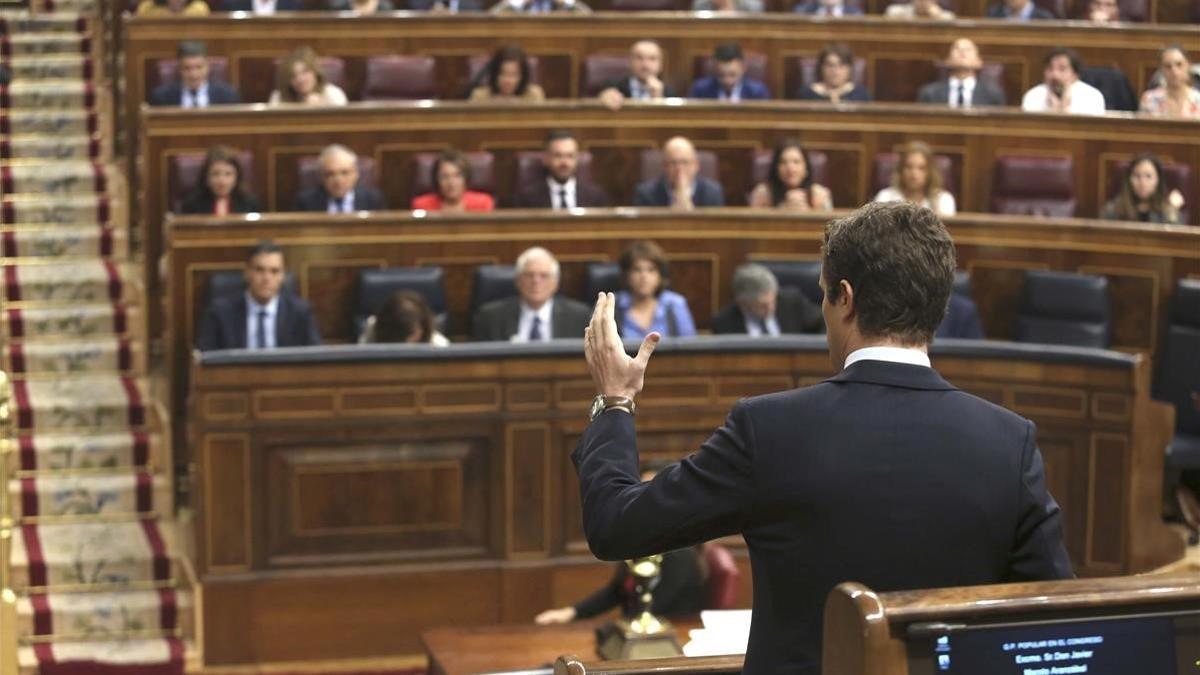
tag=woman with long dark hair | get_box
[748,138,832,211]
[1102,153,1185,224]
[468,46,545,102]
[179,146,262,215]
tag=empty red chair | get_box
[582,54,633,97]
[872,152,957,199]
[691,52,769,85]
[640,148,720,184]
[991,155,1077,218]
[151,57,231,98]
[702,542,740,610]
[169,150,254,212]
[409,152,495,202]
[296,154,378,194]
[362,55,438,101]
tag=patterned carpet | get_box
[1,0,191,671]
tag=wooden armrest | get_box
[553,654,743,675]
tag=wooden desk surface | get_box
[421,619,702,675]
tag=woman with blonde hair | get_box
[1139,45,1200,119]
[872,141,956,216]
[268,47,349,106]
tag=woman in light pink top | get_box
[1139,46,1200,119]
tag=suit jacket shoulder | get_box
[293,187,327,212]
[356,186,387,210]
[514,181,552,208]
[209,81,241,104]
[551,297,592,338]
[149,82,180,106]
[632,179,668,207]
[472,296,521,341]
[695,177,725,206]
[917,80,946,103]
[710,303,747,334]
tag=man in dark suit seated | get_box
[292,144,387,213]
[406,0,484,9]
[574,201,1073,674]
[986,0,1054,19]
[935,293,985,339]
[148,41,241,108]
[688,43,771,101]
[711,263,823,336]
[597,41,677,111]
[196,241,322,351]
[512,130,610,209]
[220,0,303,13]
[917,39,1007,108]
[792,0,861,15]
[471,246,592,342]
[632,137,725,210]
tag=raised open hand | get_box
[583,292,659,401]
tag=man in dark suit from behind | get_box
[917,38,1007,108]
[711,263,823,336]
[574,202,1073,675]
[512,130,610,209]
[632,136,725,209]
[688,43,771,101]
[986,0,1055,19]
[472,246,592,342]
[148,41,241,108]
[196,241,322,351]
[292,144,387,213]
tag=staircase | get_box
[0,0,193,671]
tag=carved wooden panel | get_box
[1087,433,1129,570]
[508,423,551,556]
[204,433,252,571]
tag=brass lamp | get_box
[595,555,684,660]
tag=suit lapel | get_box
[274,295,291,347]
[232,295,249,349]
[503,297,521,339]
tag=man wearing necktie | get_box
[917,39,1007,109]
[292,144,387,213]
[710,263,824,336]
[471,247,592,342]
[148,41,242,108]
[513,130,610,209]
[196,241,323,351]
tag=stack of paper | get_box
[681,609,752,656]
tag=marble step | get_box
[0,161,112,196]
[0,195,114,226]
[9,56,94,82]
[1,303,138,340]
[2,82,97,111]
[3,431,155,474]
[0,16,88,34]
[0,135,105,161]
[16,589,192,642]
[19,638,188,674]
[2,33,91,57]
[0,110,96,136]
[1,260,137,305]
[8,471,167,519]
[1,225,125,260]
[7,375,148,432]
[9,520,176,590]
[4,337,144,376]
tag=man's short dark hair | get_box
[1043,47,1082,75]
[713,42,744,64]
[246,240,284,263]
[177,40,208,60]
[544,129,577,148]
[821,202,955,345]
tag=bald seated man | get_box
[471,246,592,342]
[632,136,725,210]
[598,40,677,111]
[917,39,1007,108]
[293,144,387,213]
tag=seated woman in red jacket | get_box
[410,150,495,213]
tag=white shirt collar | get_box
[546,176,577,209]
[843,345,931,369]
[514,298,554,342]
[327,191,355,214]
[254,0,277,14]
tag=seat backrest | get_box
[469,265,518,322]
[355,267,447,338]
[467,54,543,91]
[362,55,438,101]
[931,62,1005,94]
[582,54,633,97]
[702,542,740,611]
[953,270,972,299]
[749,148,829,189]
[514,151,596,193]
[1014,270,1111,349]
[151,57,231,97]
[169,149,255,213]
[755,259,823,306]
[991,155,1077,218]
[639,149,721,185]
[794,56,867,95]
[1154,279,1200,435]
[409,152,496,202]
[1112,0,1148,20]
[871,152,957,199]
[296,155,379,195]
[1105,159,1192,223]
[205,270,299,308]
[271,56,349,95]
[690,52,769,86]
[584,262,622,300]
